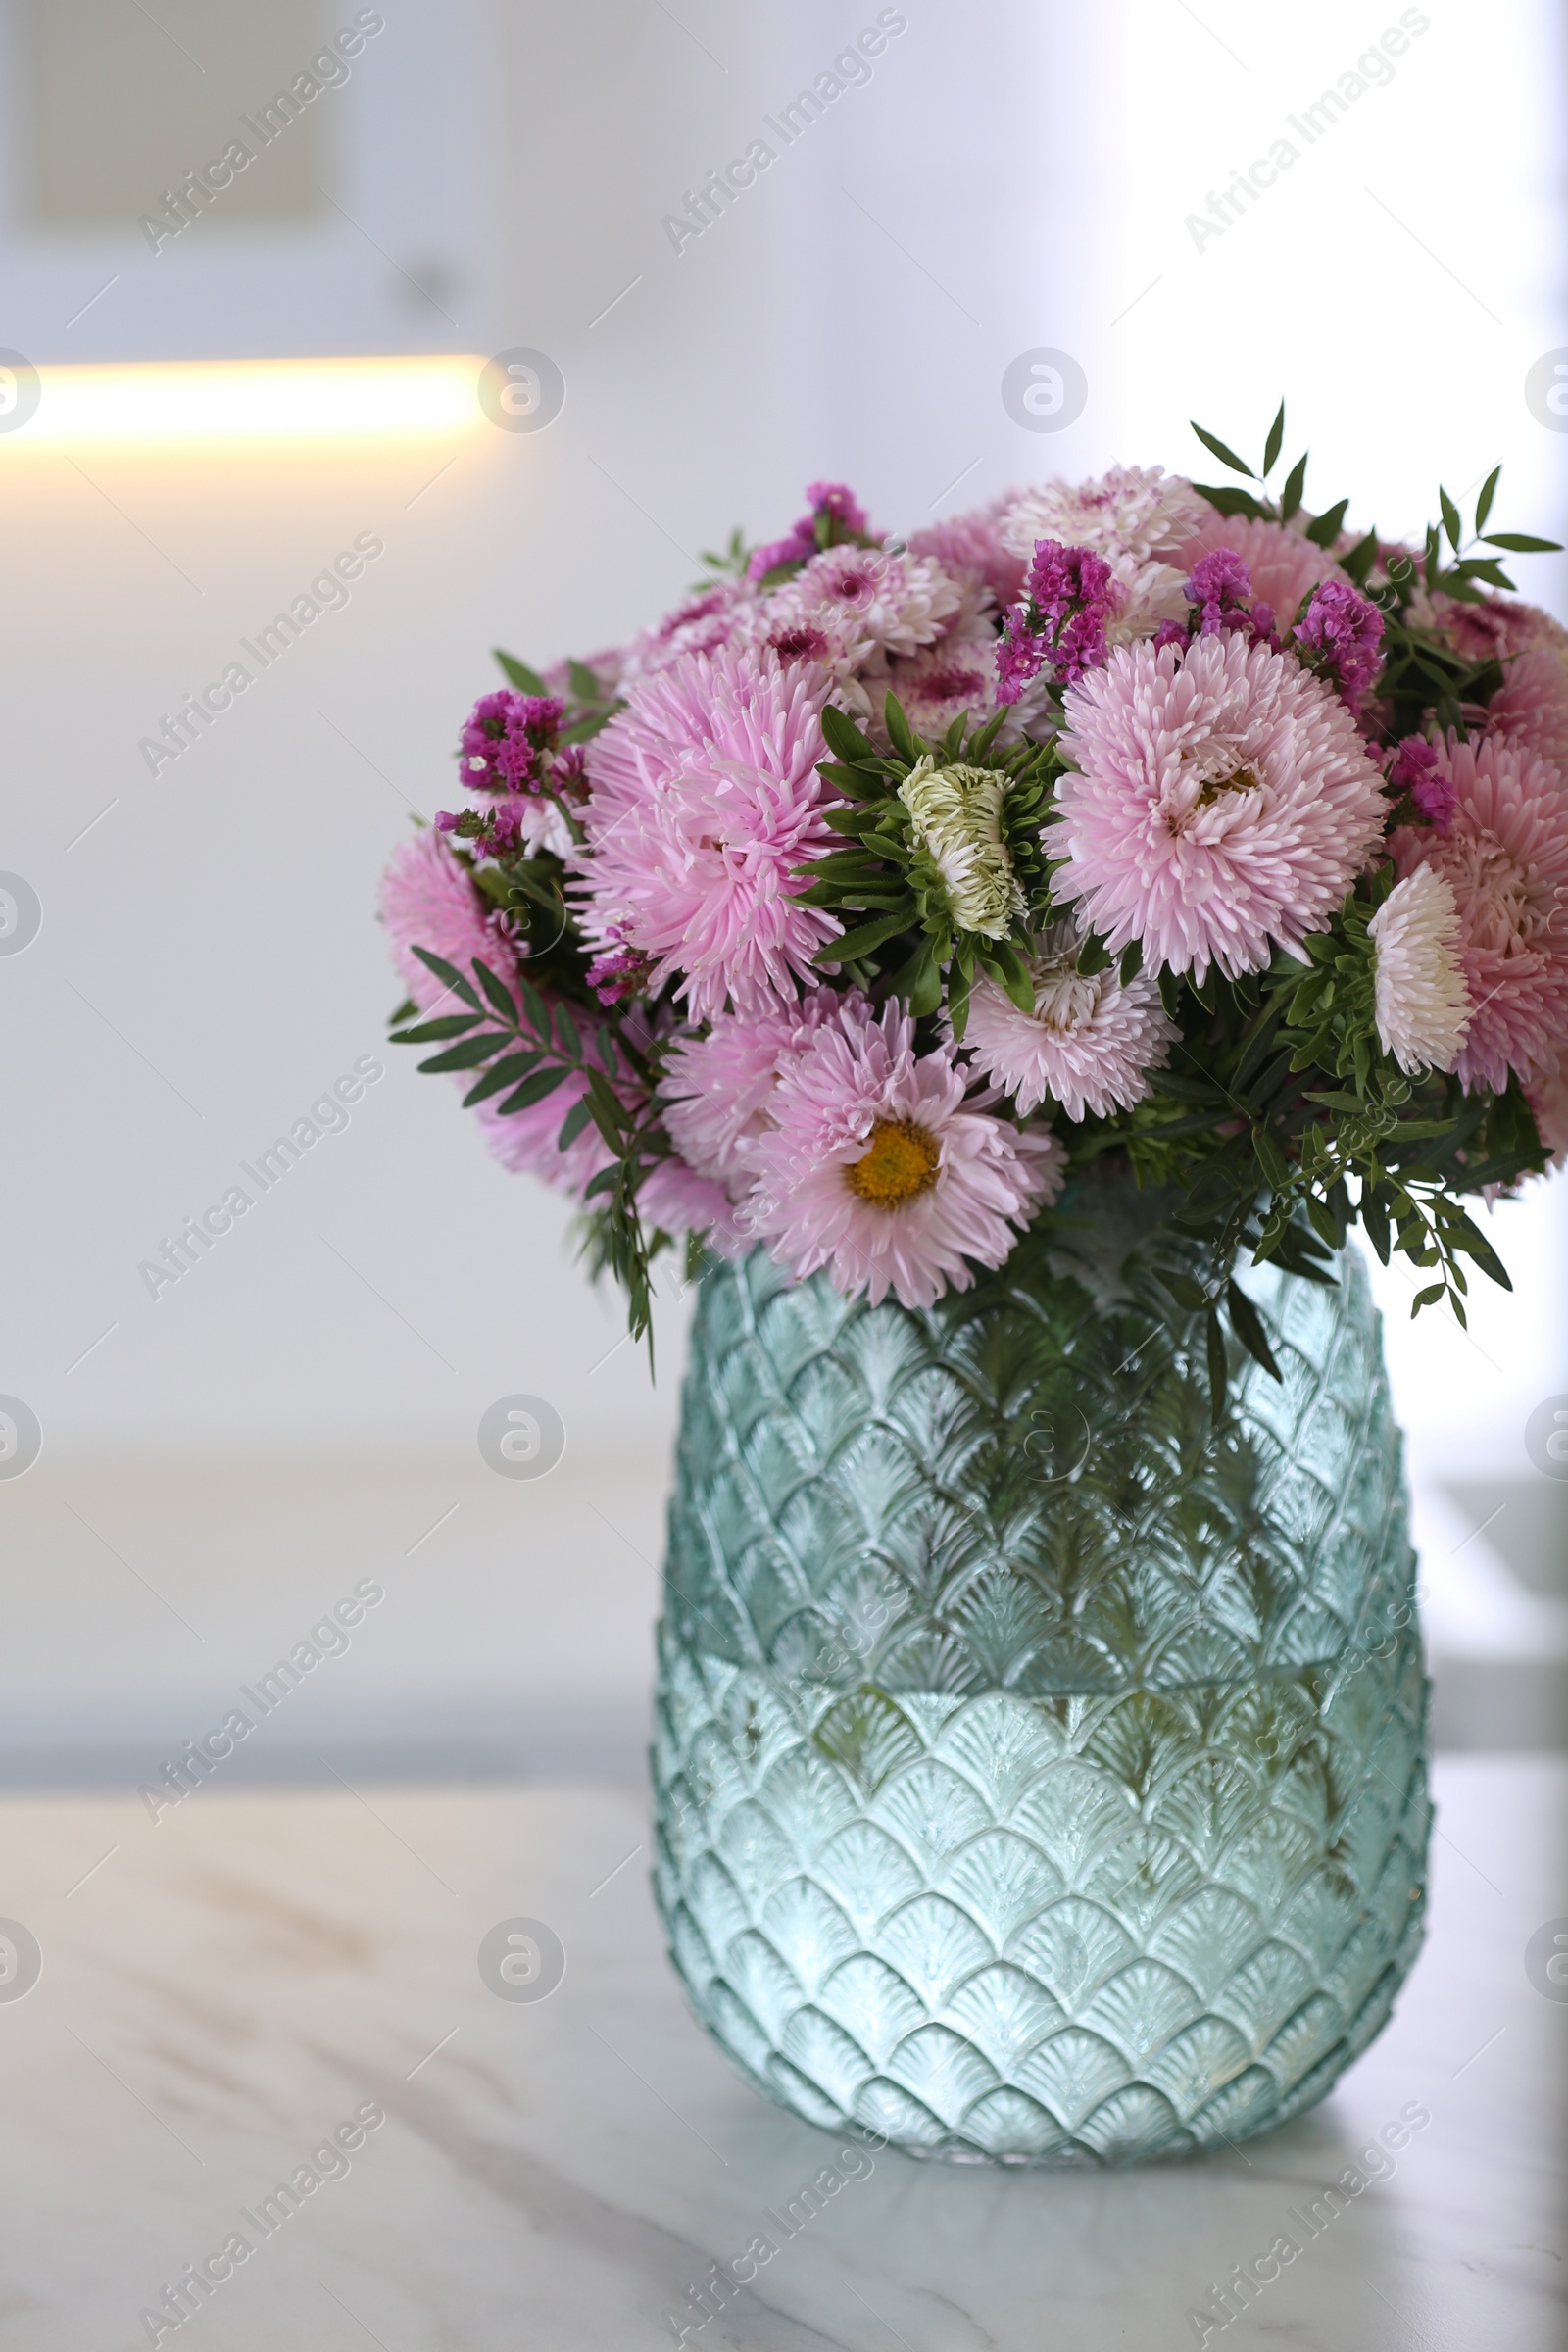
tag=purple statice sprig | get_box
[585,935,655,1008]
[443,689,589,861]
[1292,577,1386,708]
[1384,734,1456,832]
[459,689,566,795]
[747,480,877,585]
[995,540,1118,704]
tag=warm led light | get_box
[1,355,489,445]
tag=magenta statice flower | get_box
[1387,736,1456,832]
[1390,732,1568,1091]
[746,482,872,580]
[957,921,1179,1120]
[575,645,843,1022]
[379,830,516,1010]
[1185,548,1255,636]
[1294,578,1385,705]
[1174,514,1337,634]
[1054,634,1389,982]
[459,690,565,794]
[996,541,1118,702]
[740,994,1064,1308]
[585,936,653,1006]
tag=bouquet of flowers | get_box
[380,408,1567,1371]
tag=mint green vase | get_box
[651,1194,1430,2165]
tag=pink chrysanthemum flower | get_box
[908,498,1028,612]
[617,580,757,691]
[659,991,850,1187]
[639,1153,746,1250]
[1175,513,1337,633]
[379,831,517,1010]
[880,633,1004,737]
[760,544,962,664]
[740,995,1064,1308]
[575,646,842,1023]
[1416,592,1568,670]
[956,921,1180,1119]
[1002,466,1208,566]
[1054,634,1389,983]
[1390,732,1568,1091]
[1487,642,1568,780]
[1526,1054,1568,1167]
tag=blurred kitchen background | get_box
[1,0,1563,1791]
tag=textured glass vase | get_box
[651,1190,1430,2166]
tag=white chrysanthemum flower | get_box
[898,758,1023,940]
[1000,465,1209,566]
[1367,865,1472,1075]
[1103,554,1191,647]
[758,544,963,664]
[957,920,1179,1119]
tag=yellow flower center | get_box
[1196,763,1262,807]
[845,1118,941,1209]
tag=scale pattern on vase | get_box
[653,1234,1430,2164]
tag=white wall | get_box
[1,0,1562,1768]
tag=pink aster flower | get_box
[379,830,517,1010]
[659,991,850,1187]
[575,645,842,1022]
[617,580,757,691]
[956,921,1179,1120]
[908,498,1028,612]
[1487,642,1568,780]
[1002,466,1208,566]
[880,633,1003,738]
[1417,593,1568,670]
[1174,514,1338,633]
[739,995,1064,1309]
[1054,634,1389,983]
[1390,732,1568,1091]
[1526,1054,1568,1167]
[639,1153,745,1250]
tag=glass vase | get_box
[651,1189,1430,2165]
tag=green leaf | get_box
[946,959,972,1044]
[1474,465,1501,533]
[883,693,923,765]
[1280,451,1308,520]
[1262,399,1285,477]
[1303,498,1350,550]
[1075,933,1113,976]
[553,1003,583,1060]
[469,956,519,1025]
[1410,1282,1446,1314]
[977,937,1036,1015]
[559,708,619,744]
[556,1097,595,1152]
[497,1065,570,1114]
[1479,531,1562,553]
[566,658,601,702]
[1205,1307,1229,1426]
[1192,482,1273,522]
[417,1031,507,1073]
[391,1012,482,1044]
[411,947,481,1011]
[1441,1208,1512,1289]
[582,1161,620,1201]
[1252,1124,1290,1192]
[1118,939,1143,986]
[819,907,914,962]
[1361,1185,1392,1264]
[1190,420,1256,478]
[820,704,877,764]
[1154,1268,1207,1313]
[1438,485,1462,553]
[1226,1279,1282,1382]
[494,649,549,695]
[462,1051,543,1105]
[1340,530,1380,587]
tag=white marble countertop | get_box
[1,1755,1562,2350]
